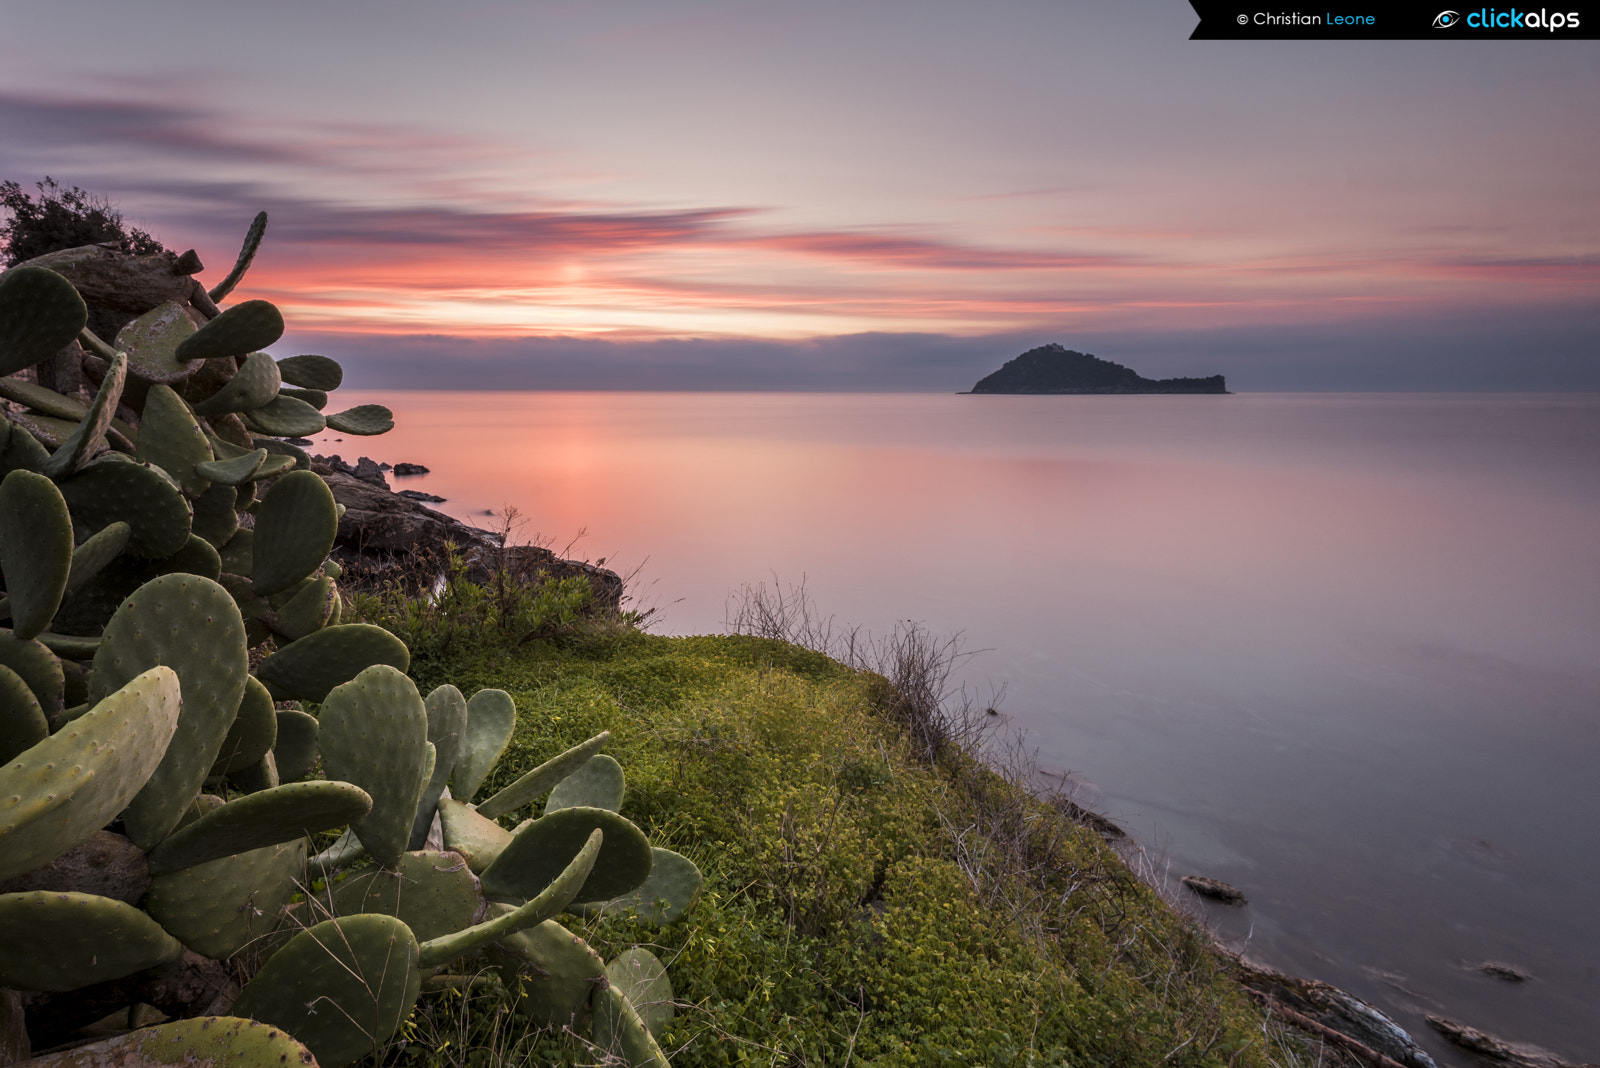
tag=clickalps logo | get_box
[1437,6,1583,27]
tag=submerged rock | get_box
[1181,874,1247,905]
[1425,1016,1585,1068]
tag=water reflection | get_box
[311,391,1600,1062]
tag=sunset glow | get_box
[0,3,1594,388]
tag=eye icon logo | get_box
[1433,9,1461,26]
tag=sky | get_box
[0,1,1595,390]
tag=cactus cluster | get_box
[0,216,700,1067]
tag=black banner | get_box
[1189,0,1599,37]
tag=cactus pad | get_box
[607,947,674,1038]
[0,630,65,719]
[0,266,88,377]
[209,210,268,302]
[177,301,285,364]
[148,780,370,874]
[576,847,704,926]
[115,301,201,384]
[192,483,240,547]
[273,708,320,782]
[488,919,605,1028]
[144,839,306,959]
[0,665,179,881]
[209,676,279,776]
[0,663,49,763]
[219,528,253,577]
[1,422,50,476]
[191,351,282,416]
[410,684,466,850]
[242,394,326,438]
[481,806,651,905]
[476,730,610,820]
[37,631,100,660]
[281,386,329,410]
[251,470,339,596]
[0,375,88,422]
[21,1015,318,1068]
[436,797,512,873]
[231,913,421,1068]
[592,983,670,1068]
[0,891,184,991]
[451,689,517,803]
[195,447,266,486]
[176,792,226,831]
[7,412,77,450]
[0,470,74,640]
[276,354,343,391]
[323,405,394,436]
[156,534,222,583]
[546,753,625,814]
[134,385,214,496]
[40,352,127,481]
[230,749,281,795]
[272,575,337,642]
[255,624,409,703]
[59,457,193,559]
[415,828,601,969]
[327,849,482,942]
[319,664,429,866]
[91,574,250,849]
[63,520,132,596]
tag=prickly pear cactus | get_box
[0,213,686,1067]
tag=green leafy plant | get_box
[0,215,687,1068]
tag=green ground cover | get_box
[355,577,1319,1068]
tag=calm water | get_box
[314,391,1600,1064]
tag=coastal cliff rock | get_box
[1228,956,1438,1068]
[968,343,1229,394]
[311,459,623,610]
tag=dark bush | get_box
[0,176,166,265]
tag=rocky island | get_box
[968,343,1229,394]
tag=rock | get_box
[352,456,387,486]
[392,462,430,476]
[13,245,206,315]
[467,544,624,612]
[36,340,86,398]
[0,831,149,905]
[397,489,446,503]
[1182,875,1247,905]
[21,952,236,1051]
[313,463,493,558]
[310,461,625,612]
[1230,956,1437,1068]
[1479,961,1533,982]
[1048,797,1126,839]
[1425,1016,1585,1068]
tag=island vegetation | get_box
[968,344,1229,394]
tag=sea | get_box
[309,390,1600,1066]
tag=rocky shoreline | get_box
[310,451,623,610]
